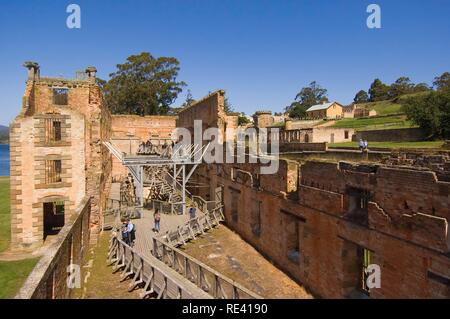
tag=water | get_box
[0,144,9,176]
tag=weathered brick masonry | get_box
[10,63,111,249]
[189,158,450,298]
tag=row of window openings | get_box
[230,195,373,295]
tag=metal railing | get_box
[108,235,212,299]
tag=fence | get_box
[152,236,262,299]
[108,236,211,299]
[158,205,224,246]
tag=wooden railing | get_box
[108,236,212,299]
[152,236,262,299]
[158,205,224,246]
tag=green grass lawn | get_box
[356,100,403,115]
[329,141,445,149]
[0,258,39,299]
[0,176,40,299]
[0,177,10,252]
[331,115,417,131]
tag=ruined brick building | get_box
[10,63,112,249]
[10,63,450,298]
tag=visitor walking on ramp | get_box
[121,219,129,245]
[189,206,197,220]
[153,209,161,233]
[126,218,136,247]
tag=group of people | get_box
[121,218,136,247]
[122,206,198,243]
[358,139,369,152]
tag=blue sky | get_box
[0,0,449,125]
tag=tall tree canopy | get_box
[224,97,234,114]
[433,72,450,91]
[181,89,196,108]
[403,90,450,138]
[389,77,415,98]
[286,81,329,118]
[368,79,391,101]
[354,90,369,103]
[102,52,186,115]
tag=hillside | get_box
[355,91,432,116]
[331,114,416,131]
[0,125,9,144]
[331,92,433,131]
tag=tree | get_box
[413,83,431,93]
[288,102,308,119]
[224,97,234,113]
[294,81,329,108]
[354,90,369,103]
[102,52,186,115]
[389,77,415,98]
[181,89,196,108]
[403,90,450,138]
[433,72,450,91]
[368,79,391,101]
[238,115,250,126]
[286,81,329,118]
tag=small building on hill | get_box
[306,102,343,119]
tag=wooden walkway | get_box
[132,211,190,258]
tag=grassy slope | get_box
[0,258,39,299]
[331,115,416,131]
[0,177,10,252]
[356,100,403,115]
[329,141,444,149]
[0,177,39,299]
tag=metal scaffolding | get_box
[103,141,210,215]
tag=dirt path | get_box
[181,225,313,299]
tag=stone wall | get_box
[196,159,450,298]
[177,90,233,143]
[277,142,327,153]
[110,115,177,180]
[15,197,91,299]
[111,115,177,141]
[312,127,354,143]
[10,65,111,248]
[353,127,427,142]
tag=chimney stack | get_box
[85,66,97,83]
[23,61,40,81]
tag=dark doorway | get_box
[43,201,65,240]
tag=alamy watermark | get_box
[367,4,381,29]
[66,4,81,29]
[171,120,279,175]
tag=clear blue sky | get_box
[0,0,449,125]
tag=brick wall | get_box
[353,127,427,142]
[204,159,450,298]
[277,142,327,153]
[10,73,111,248]
[15,197,91,299]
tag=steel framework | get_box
[103,141,210,215]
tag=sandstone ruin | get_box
[10,64,450,299]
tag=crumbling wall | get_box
[15,197,91,299]
[10,65,111,248]
[111,115,176,141]
[203,158,450,298]
[177,90,230,143]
